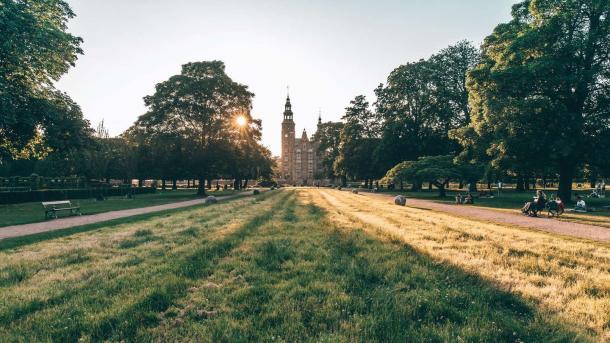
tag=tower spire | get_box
[318,108,322,125]
[283,90,293,121]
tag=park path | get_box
[359,191,610,243]
[0,193,250,241]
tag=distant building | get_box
[280,95,323,185]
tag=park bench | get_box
[42,200,81,219]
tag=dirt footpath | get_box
[0,193,248,241]
[362,192,610,243]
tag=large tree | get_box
[334,96,381,187]
[131,61,264,195]
[458,0,610,202]
[313,121,344,180]
[374,41,480,172]
[1,0,88,161]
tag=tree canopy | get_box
[0,0,89,162]
[454,0,610,201]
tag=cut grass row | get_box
[313,189,610,340]
[0,189,241,227]
[0,189,606,341]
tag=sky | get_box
[57,0,517,156]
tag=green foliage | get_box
[374,41,480,172]
[334,95,381,183]
[127,61,273,192]
[313,121,343,179]
[454,0,610,201]
[383,155,481,196]
[0,0,90,161]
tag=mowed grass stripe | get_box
[140,190,583,342]
[315,189,610,339]
[0,190,286,342]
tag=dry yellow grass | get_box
[309,189,610,339]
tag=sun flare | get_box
[236,115,247,127]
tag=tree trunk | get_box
[197,178,206,196]
[428,182,433,191]
[172,179,177,190]
[468,180,478,192]
[558,164,575,203]
[243,179,249,189]
[364,179,369,189]
[207,179,212,190]
[589,173,597,189]
[516,175,524,191]
[341,175,347,187]
[161,180,166,190]
[187,179,190,188]
[410,181,420,192]
[459,180,464,189]
[436,182,446,197]
[138,179,143,188]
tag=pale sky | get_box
[57,0,517,155]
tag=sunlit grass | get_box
[0,189,606,341]
[313,189,610,339]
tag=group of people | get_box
[455,193,474,205]
[522,190,570,217]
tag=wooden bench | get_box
[42,200,81,219]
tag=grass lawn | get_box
[1,189,608,341]
[0,188,242,227]
[378,188,610,228]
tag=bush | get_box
[204,196,218,204]
[0,187,156,204]
[253,189,260,195]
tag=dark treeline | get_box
[0,1,273,196]
[317,1,610,202]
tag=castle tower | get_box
[281,95,295,182]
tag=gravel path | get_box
[0,193,249,240]
[361,191,610,243]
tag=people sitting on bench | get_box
[522,190,546,217]
[455,193,474,205]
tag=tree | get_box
[457,0,610,202]
[313,121,343,180]
[334,96,380,187]
[131,61,267,195]
[374,41,480,172]
[1,0,87,161]
[383,155,461,197]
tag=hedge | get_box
[0,187,156,205]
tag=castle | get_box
[280,95,323,186]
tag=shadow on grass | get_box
[205,198,589,342]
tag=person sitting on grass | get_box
[455,193,463,204]
[575,196,588,212]
[464,193,474,204]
